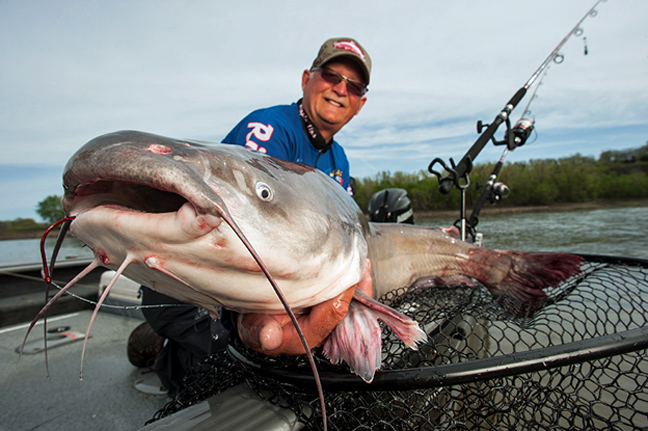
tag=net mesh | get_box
[149,255,648,430]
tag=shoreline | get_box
[2,199,647,241]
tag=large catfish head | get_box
[62,131,367,314]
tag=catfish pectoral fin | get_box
[353,290,427,349]
[323,299,382,383]
[323,290,427,383]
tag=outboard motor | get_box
[368,188,414,224]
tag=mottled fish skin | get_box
[63,130,367,315]
[62,131,583,382]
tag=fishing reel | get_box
[504,118,535,149]
[478,180,510,205]
[492,181,510,202]
[467,178,510,239]
[477,117,535,151]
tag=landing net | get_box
[150,254,648,430]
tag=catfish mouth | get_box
[62,130,237,229]
[66,177,227,244]
[68,180,191,215]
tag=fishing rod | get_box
[428,0,606,241]
[464,71,546,239]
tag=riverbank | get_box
[2,199,647,241]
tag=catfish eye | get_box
[255,182,273,202]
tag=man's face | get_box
[301,58,367,142]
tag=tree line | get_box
[353,144,648,214]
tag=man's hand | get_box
[237,259,372,355]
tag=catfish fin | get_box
[323,290,427,383]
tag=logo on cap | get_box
[333,40,365,61]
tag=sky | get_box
[1,0,647,222]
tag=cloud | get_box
[1,0,647,220]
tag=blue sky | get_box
[1,0,647,221]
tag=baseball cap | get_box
[311,37,372,85]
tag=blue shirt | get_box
[222,102,352,195]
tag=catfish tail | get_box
[484,251,584,317]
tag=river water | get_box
[0,236,93,266]
[416,205,648,259]
[1,205,647,266]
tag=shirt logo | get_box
[244,122,273,154]
[330,169,344,186]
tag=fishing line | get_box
[0,270,91,287]
[43,280,185,310]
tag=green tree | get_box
[353,143,648,214]
[36,195,65,224]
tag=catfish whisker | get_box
[79,254,136,380]
[20,257,101,378]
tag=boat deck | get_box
[0,310,170,431]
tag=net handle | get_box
[228,325,648,392]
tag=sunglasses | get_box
[312,67,368,97]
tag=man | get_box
[222,37,371,355]
[134,37,371,394]
[223,37,369,196]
